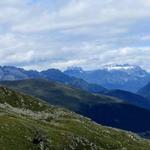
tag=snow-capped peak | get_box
[100,64,148,77]
[102,64,143,72]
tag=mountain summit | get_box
[0,65,149,92]
[64,64,150,92]
[102,64,146,72]
[102,64,135,70]
[0,66,106,93]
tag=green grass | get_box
[0,87,150,150]
[1,79,150,134]
[0,79,124,114]
[0,110,150,150]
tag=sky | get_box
[0,0,150,71]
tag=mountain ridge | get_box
[1,64,149,93]
[104,89,150,110]
[64,64,150,92]
[1,79,150,133]
[0,65,106,94]
[0,86,150,149]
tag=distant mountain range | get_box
[1,65,150,134]
[1,64,150,93]
[0,66,106,93]
[0,65,150,107]
[64,64,150,92]
[1,79,150,133]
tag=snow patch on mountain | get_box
[101,64,148,77]
[102,64,139,71]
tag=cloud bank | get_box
[0,0,150,71]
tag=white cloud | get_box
[0,0,150,71]
[10,0,150,33]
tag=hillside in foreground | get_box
[0,86,150,150]
[0,79,150,133]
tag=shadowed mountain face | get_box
[64,65,150,92]
[0,87,150,150]
[0,66,106,93]
[40,69,107,93]
[138,82,150,100]
[104,89,150,110]
[1,79,150,133]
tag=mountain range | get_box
[0,64,150,149]
[1,79,150,133]
[0,66,106,93]
[0,65,150,132]
[1,64,150,93]
[64,64,150,92]
[1,86,150,150]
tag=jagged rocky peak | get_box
[66,66,84,73]
[66,64,147,73]
[101,64,148,75]
[102,64,141,71]
[64,64,150,92]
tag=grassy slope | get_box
[0,79,123,112]
[0,79,150,133]
[0,87,150,150]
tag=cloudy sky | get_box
[0,0,150,71]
